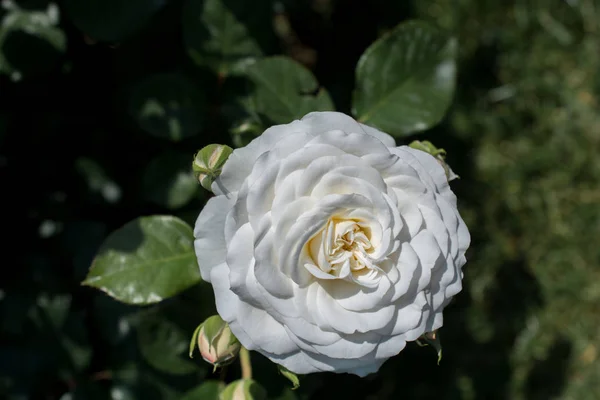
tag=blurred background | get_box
[1,0,599,399]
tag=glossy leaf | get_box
[353,20,457,136]
[142,151,199,209]
[63,0,164,42]
[229,56,334,127]
[182,0,275,74]
[83,216,200,305]
[130,73,206,141]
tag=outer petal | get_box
[213,119,307,196]
[194,195,234,282]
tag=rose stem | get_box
[239,347,253,379]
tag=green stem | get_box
[239,347,252,379]
[218,366,227,390]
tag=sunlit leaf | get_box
[353,20,457,136]
[83,216,200,305]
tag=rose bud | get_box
[192,144,233,192]
[195,315,241,368]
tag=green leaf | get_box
[277,365,300,390]
[84,215,201,305]
[130,73,206,141]
[352,20,457,136]
[63,0,163,43]
[182,0,275,74]
[137,314,199,375]
[229,56,334,127]
[0,4,66,79]
[179,381,220,400]
[142,151,199,210]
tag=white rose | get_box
[194,112,470,376]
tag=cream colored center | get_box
[308,218,376,278]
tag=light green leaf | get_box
[229,56,334,127]
[278,365,300,390]
[142,151,199,209]
[84,216,201,305]
[182,0,275,74]
[137,314,199,375]
[353,20,457,136]
[63,0,163,42]
[130,73,206,141]
[180,381,220,400]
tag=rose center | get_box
[306,217,381,283]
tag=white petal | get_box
[235,301,297,355]
[393,146,452,199]
[215,119,307,196]
[410,230,441,292]
[266,350,325,374]
[209,264,241,322]
[359,123,396,147]
[226,223,255,296]
[311,332,378,359]
[194,195,234,282]
[322,276,392,312]
[375,334,407,358]
[253,228,295,299]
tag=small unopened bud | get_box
[192,315,240,368]
[192,144,233,192]
[220,379,267,400]
[409,140,459,182]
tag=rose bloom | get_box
[194,112,470,376]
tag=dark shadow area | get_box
[2,30,63,77]
[525,337,572,400]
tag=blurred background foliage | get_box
[1,0,599,399]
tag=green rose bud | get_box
[409,140,459,182]
[220,379,267,400]
[192,315,241,368]
[192,144,233,192]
